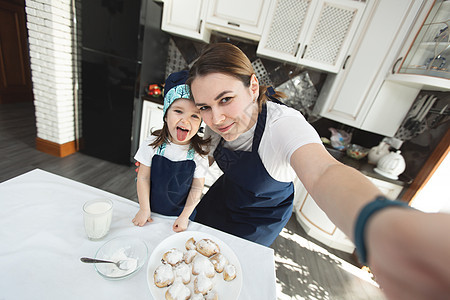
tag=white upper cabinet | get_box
[389,0,450,91]
[161,0,211,42]
[205,0,272,41]
[313,0,425,136]
[257,0,365,73]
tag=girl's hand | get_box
[173,216,189,232]
[132,209,153,226]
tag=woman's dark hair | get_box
[187,42,285,112]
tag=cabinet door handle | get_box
[392,57,403,74]
[294,43,301,57]
[301,45,307,58]
[227,21,240,27]
[198,19,203,34]
[342,55,350,69]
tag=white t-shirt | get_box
[205,101,322,183]
[134,135,209,179]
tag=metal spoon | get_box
[80,257,131,270]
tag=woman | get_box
[187,43,450,300]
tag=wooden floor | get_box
[0,102,386,299]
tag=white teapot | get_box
[374,150,406,180]
[368,141,390,165]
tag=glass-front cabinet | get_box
[392,0,450,90]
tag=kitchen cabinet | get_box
[293,175,403,253]
[313,0,425,137]
[389,0,450,91]
[139,100,164,147]
[257,0,365,73]
[205,0,271,41]
[293,178,355,253]
[160,0,211,42]
[366,176,404,199]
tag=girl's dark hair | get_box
[187,42,285,112]
[149,104,210,156]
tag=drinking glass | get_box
[83,198,113,240]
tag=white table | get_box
[0,169,276,300]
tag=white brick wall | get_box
[25,0,79,145]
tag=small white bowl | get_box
[94,236,148,280]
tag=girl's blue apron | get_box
[195,103,294,246]
[150,142,197,220]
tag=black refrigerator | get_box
[79,0,168,165]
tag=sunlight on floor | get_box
[276,227,379,300]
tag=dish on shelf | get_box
[346,144,370,160]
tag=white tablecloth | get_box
[0,169,276,300]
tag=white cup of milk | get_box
[83,198,113,240]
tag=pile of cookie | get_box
[153,237,237,300]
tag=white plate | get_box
[147,231,242,299]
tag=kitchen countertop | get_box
[325,146,407,186]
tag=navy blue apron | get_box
[150,142,197,220]
[195,103,294,246]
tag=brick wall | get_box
[25,0,80,154]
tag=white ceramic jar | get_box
[368,141,390,165]
[374,150,406,180]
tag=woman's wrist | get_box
[354,195,412,265]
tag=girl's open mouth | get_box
[176,126,189,141]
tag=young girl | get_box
[132,70,210,232]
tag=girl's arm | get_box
[173,177,205,232]
[290,143,450,300]
[132,163,153,226]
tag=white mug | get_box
[83,198,113,240]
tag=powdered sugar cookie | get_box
[190,293,204,300]
[185,237,196,250]
[162,248,184,266]
[194,273,213,295]
[173,262,191,285]
[196,239,220,257]
[165,279,190,300]
[183,249,197,264]
[154,264,174,288]
[205,290,219,300]
[223,264,236,281]
[210,253,228,273]
[192,255,215,278]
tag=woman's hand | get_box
[173,216,189,232]
[366,208,450,300]
[132,209,153,226]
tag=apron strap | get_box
[187,146,195,160]
[157,142,195,160]
[156,142,167,156]
[251,103,267,152]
